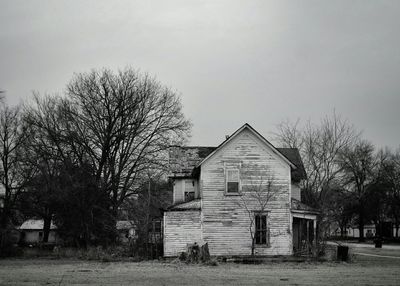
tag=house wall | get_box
[200,129,292,256]
[346,225,398,238]
[173,179,200,204]
[22,230,59,244]
[291,183,301,201]
[163,210,202,257]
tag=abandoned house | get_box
[163,123,318,257]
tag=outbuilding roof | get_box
[116,220,136,230]
[19,219,57,230]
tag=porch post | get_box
[313,219,317,256]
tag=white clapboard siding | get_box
[164,210,202,257]
[201,128,292,256]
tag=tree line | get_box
[0,67,398,253]
[275,113,400,241]
[0,68,191,252]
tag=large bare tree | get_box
[65,68,191,214]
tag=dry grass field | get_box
[0,250,399,286]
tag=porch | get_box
[291,199,319,256]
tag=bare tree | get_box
[65,68,191,215]
[0,102,32,234]
[236,166,281,256]
[21,68,190,245]
[378,148,400,237]
[274,112,359,240]
[21,94,87,242]
[338,140,376,242]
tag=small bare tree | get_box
[236,167,281,256]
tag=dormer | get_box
[168,146,215,204]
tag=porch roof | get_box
[166,199,201,211]
[291,198,319,216]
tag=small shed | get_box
[116,220,137,243]
[19,219,60,244]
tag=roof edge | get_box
[197,123,296,169]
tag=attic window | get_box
[226,169,240,194]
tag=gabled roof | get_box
[276,148,307,181]
[198,123,296,169]
[168,124,307,181]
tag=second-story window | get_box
[226,169,240,193]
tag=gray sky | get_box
[1,0,399,149]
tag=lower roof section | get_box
[165,199,201,211]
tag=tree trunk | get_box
[0,206,9,230]
[145,180,151,259]
[340,226,345,237]
[42,215,51,243]
[358,210,365,242]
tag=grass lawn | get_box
[0,253,399,286]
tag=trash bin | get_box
[337,245,349,261]
[374,238,382,248]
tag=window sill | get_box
[224,192,242,196]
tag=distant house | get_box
[163,123,318,257]
[332,223,397,238]
[19,219,60,244]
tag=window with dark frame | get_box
[255,214,269,245]
[226,169,240,193]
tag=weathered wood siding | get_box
[164,210,202,257]
[291,183,301,201]
[201,129,292,256]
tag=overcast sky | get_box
[1,1,399,149]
